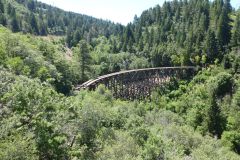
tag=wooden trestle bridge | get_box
[76,67,196,100]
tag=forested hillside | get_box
[121,0,240,66]
[0,0,123,46]
[0,0,240,159]
[1,0,240,77]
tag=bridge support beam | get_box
[76,67,196,100]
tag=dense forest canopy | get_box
[0,0,123,44]
[0,0,240,159]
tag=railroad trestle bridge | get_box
[76,67,196,100]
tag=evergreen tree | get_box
[7,3,12,15]
[149,28,154,46]
[0,0,4,14]
[30,13,39,34]
[122,24,134,52]
[11,12,20,32]
[204,29,219,63]
[138,37,144,51]
[0,0,6,26]
[231,12,240,48]
[144,28,150,44]
[78,40,91,82]
[0,0,5,26]
[199,13,208,32]
[39,22,47,36]
[207,93,225,138]
[0,14,6,26]
[73,29,82,46]
[216,0,232,47]
[66,28,73,47]
[27,0,36,11]
[111,38,118,53]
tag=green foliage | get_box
[0,0,237,67]
[208,72,233,97]
[113,0,235,65]
[0,0,123,46]
[77,40,91,82]
[191,136,239,160]
[0,132,37,160]
[0,26,81,94]
[0,0,240,159]
[1,65,240,159]
[231,12,240,47]
[204,29,220,63]
[222,131,240,154]
[142,135,164,160]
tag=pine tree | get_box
[28,0,36,11]
[0,0,4,14]
[11,9,20,32]
[73,30,81,46]
[0,0,6,26]
[199,13,208,32]
[78,40,91,82]
[207,93,225,138]
[66,28,73,47]
[122,24,134,52]
[154,27,160,45]
[204,29,219,63]
[138,37,144,51]
[231,12,240,48]
[155,5,161,24]
[149,28,154,47]
[39,22,48,36]
[144,28,150,44]
[111,38,118,53]
[0,14,6,26]
[30,13,39,34]
[216,0,232,47]
[7,3,12,15]
[134,26,142,45]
